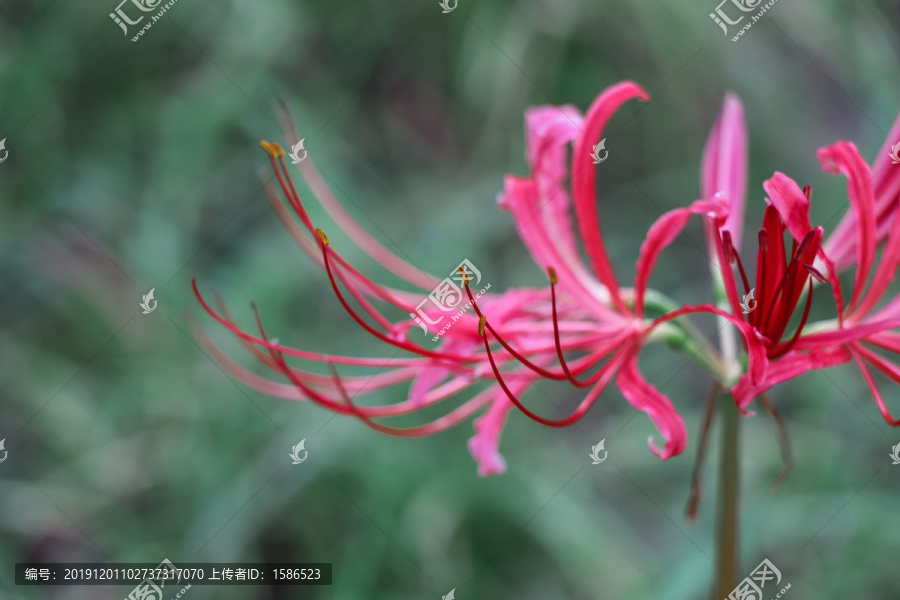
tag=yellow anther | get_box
[316,228,330,246]
[259,140,285,158]
[547,266,558,285]
[478,315,487,337]
[457,265,470,283]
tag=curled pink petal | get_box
[615,355,687,460]
[571,81,651,313]
[762,172,812,241]
[816,142,876,312]
[468,381,531,477]
[634,198,728,317]
[826,110,900,270]
[731,347,851,409]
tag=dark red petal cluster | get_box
[723,200,823,359]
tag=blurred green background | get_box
[2,0,900,598]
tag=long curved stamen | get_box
[461,275,566,381]
[547,267,602,388]
[315,227,407,328]
[319,232,485,364]
[479,315,626,426]
[850,346,900,426]
[725,232,752,296]
[262,144,425,315]
[761,229,818,336]
[768,279,813,359]
[194,281,453,368]
[753,229,768,328]
[463,272,620,383]
[804,264,828,283]
[253,307,356,414]
[759,267,793,337]
[316,229,396,330]
[758,393,791,490]
[261,141,316,234]
[685,381,720,522]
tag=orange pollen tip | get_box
[457,266,470,283]
[316,228,330,245]
[547,266,558,285]
[478,315,487,337]
[260,140,285,158]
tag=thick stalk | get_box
[712,397,740,600]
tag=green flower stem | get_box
[641,288,727,382]
[651,323,727,383]
[643,288,743,599]
[713,396,741,599]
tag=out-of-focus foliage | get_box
[1,0,900,598]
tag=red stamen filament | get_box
[767,279,813,359]
[479,320,627,427]
[463,274,626,386]
[319,240,484,364]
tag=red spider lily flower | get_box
[700,95,823,366]
[192,83,764,475]
[482,83,767,457]
[700,97,900,426]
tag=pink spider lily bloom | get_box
[479,82,768,457]
[701,96,900,426]
[192,83,764,475]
